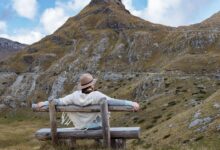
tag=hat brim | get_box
[78,79,97,90]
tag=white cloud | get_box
[12,0,37,19]
[68,0,90,10]
[145,0,183,26]
[0,30,44,44]
[122,0,144,17]
[122,0,217,27]
[40,0,91,34]
[56,0,90,11]
[1,0,91,44]
[40,7,69,34]
[0,21,7,32]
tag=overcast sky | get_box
[0,0,219,44]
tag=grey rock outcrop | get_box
[189,117,212,128]
[0,37,27,60]
[0,0,219,111]
[217,124,220,131]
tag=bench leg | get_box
[95,139,103,147]
[111,139,126,150]
[111,139,117,149]
[66,139,76,149]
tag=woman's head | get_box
[78,73,97,93]
[82,86,94,94]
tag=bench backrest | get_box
[32,98,134,148]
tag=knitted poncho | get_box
[59,90,109,129]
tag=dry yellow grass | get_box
[0,119,44,150]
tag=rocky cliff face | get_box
[0,38,27,61]
[0,0,220,149]
[0,0,171,105]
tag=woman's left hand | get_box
[37,102,45,108]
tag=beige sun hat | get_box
[78,73,97,90]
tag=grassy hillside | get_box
[1,80,220,150]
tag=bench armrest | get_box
[32,104,134,112]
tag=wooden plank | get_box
[32,104,134,112]
[100,98,111,149]
[49,100,58,145]
[35,127,140,140]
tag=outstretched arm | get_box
[36,99,64,108]
[93,91,140,111]
[107,98,140,111]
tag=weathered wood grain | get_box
[49,100,58,145]
[100,98,111,148]
[35,127,140,140]
[33,98,140,149]
[32,104,134,112]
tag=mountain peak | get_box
[90,0,122,4]
[203,11,220,23]
[193,11,220,29]
[0,37,27,60]
[89,0,124,7]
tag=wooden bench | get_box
[32,98,140,149]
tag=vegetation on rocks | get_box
[0,0,220,149]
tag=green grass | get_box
[0,109,47,150]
